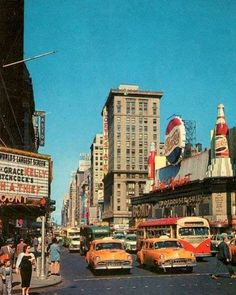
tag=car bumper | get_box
[158,262,196,269]
[69,246,80,251]
[156,259,196,269]
[93,261,132,270]
[195,253,211,258]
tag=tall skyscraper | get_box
[102,84,163,226]
[90,134,104,221]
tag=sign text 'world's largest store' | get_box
[0,150,50,201]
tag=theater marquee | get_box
[0,147,51,203]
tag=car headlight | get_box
[127,254,132,260]
[95,256,101,262]
[159,254,165,259]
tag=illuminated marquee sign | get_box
[0,195,27,204]
[0,148,51,202]
[164,116,186,165]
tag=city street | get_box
[31,247,236,295]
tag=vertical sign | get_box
[39,112,45,146]
[103,107,109,175]
[80,192,88,225]
[34,111,46,147]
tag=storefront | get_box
[131,173,236,233]
[131,105,236,233]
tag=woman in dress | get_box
[48,237,60,275]
[16,244,35,295]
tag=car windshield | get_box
[126,235,137,241]
[96,242,123,250]
[72,237,80,241]
[114,234,125,240]
[179,227,209,236]
[154,241,183,249]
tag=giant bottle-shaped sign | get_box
[215,104,229,158]
[147,142,156,180]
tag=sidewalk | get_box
[0,270,62,294]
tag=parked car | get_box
[124,234,137,252]
[229,238,236,264]
[211,233,234,256]
[137,238,196,273]
[85,238,133,273]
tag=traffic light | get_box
[48,199,56,212]
[39,197,47,214]
[38,198,56,214]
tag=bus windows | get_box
[195,227,209,236]
[179,227,209,236]
[179,228,194,236]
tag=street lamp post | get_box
[40,214,46,279]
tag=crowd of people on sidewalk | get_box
[0,234,61,295]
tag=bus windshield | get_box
[178,227,209,236]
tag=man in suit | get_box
[0,239,15,268]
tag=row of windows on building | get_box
[116,100,158,115]
[155,203,210,218]
[116,116,157,125]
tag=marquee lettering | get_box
[132,204,152,218]
[0,195,27,204]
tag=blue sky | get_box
[24,0,236,223]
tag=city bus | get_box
[80,225,111,255]
[63,227,80,247]
[137,216,211,258]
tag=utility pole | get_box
[40,214,46,279]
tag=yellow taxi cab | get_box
[137,237,196,273]
[85,238,133,273]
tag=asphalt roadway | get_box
[3,247,236,295]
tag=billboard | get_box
[164,116,186,165]
[0,147,51,203]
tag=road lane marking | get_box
[73,272,227,282]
